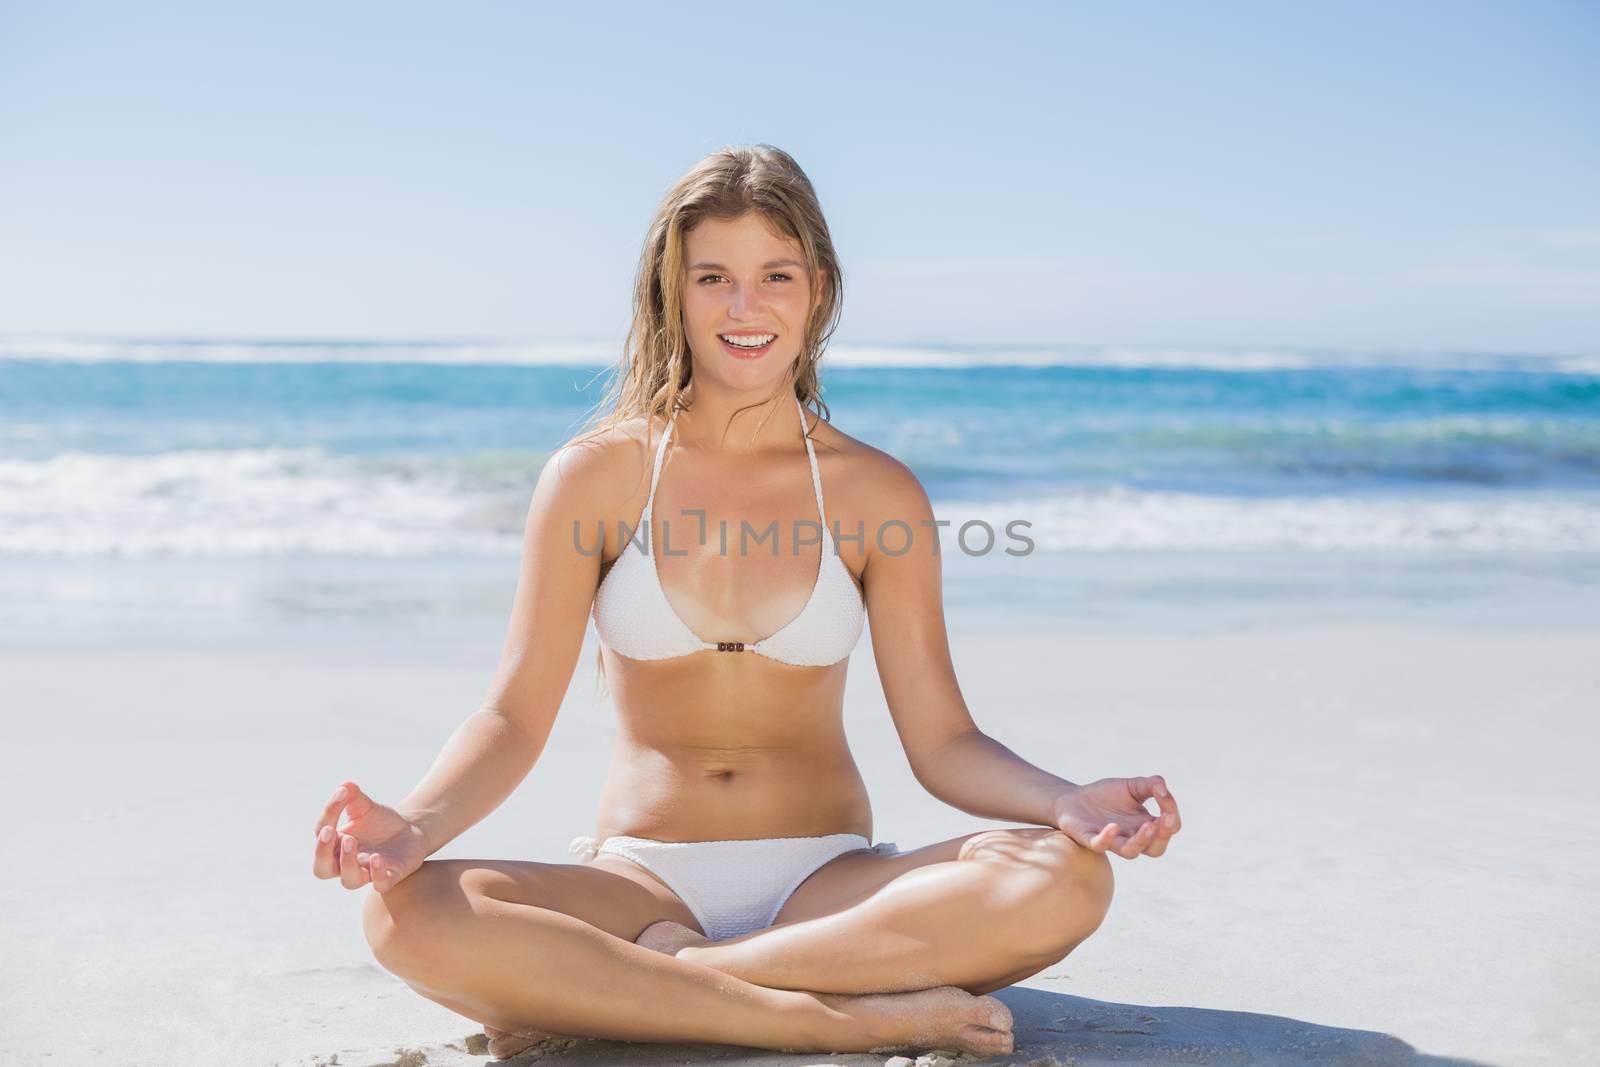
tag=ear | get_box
[814,267,831,303]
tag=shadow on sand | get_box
[350,986,1497,1067]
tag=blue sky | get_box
[1,1,1595,354]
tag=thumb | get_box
[341,781,376,820]
[1064,820,1116,852]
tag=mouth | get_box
[718,332,777,359]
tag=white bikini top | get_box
[591,395,866,667]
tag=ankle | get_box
[675,943,712,965]
[808,991,890,1052]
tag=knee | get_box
[965,828,1114,961]
[361,861,471,982]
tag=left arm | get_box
[860,456,1077,825]
[860,455,1182,857]
[915,729,1080,827]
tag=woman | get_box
[311,144,1181,1060]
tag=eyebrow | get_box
[688,259,806,271]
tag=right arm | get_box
[393,438,612,857]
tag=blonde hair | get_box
[573,144,846,694]
[574,143,844,449]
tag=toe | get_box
[962,1024,1015,1058]
[484,1028,547,1059]
[487,1034,530,1059]
[976,993,1014,1032]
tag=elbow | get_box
[908,727,985,799]
[479,705,550,761]
[908,756,955,802]
[909,761,940,798]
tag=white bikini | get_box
[569,833,901,942]
[572,394,897,942]
[590,394,866,666]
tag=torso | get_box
[586,409,875,845]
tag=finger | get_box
[1158,807,1180,839]
[1106,822,1144,859]
[346,836,374,891]
[1144,813,1177,856]
[315,782,353,835]
[1104,818,1158,860]
[368,852,397,893]
[1144,776,1181,828]
[312,823,340,879]
[338,834,371,890]
[1138,810,1179,857]
[1126,818,1161,858]
[365,852,387,892]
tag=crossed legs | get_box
[361,826,1111,1056]
[676,826,1114,996]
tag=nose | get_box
[728,281,764,320]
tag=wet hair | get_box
[573,142,844,446]
[570,144,846,696]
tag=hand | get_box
[311,780,428,893]
[1051,775,1180,859]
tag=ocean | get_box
[3,336,1597,648]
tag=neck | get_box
[674,380,802,454]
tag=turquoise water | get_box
[4,347,1598,555]
[3,338,1597,642]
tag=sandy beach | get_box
[3,619,1595,1066]
[7,3,1597,1063]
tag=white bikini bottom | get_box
[569,832,901,942]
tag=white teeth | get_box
[720,333,775,348]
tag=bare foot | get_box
[481,1023,569,1060]
[484,934,1011,1060]
[642,923,1012,1057]
[634,919,712,956]
[819,984,1015,1059]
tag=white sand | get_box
[2,622,1595,1066]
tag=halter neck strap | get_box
[643,396,827,533]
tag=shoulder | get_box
[805,414,934,528]
[538,414,669,518]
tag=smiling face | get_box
[680,212,825,392]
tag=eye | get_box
[694,272,795,284]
